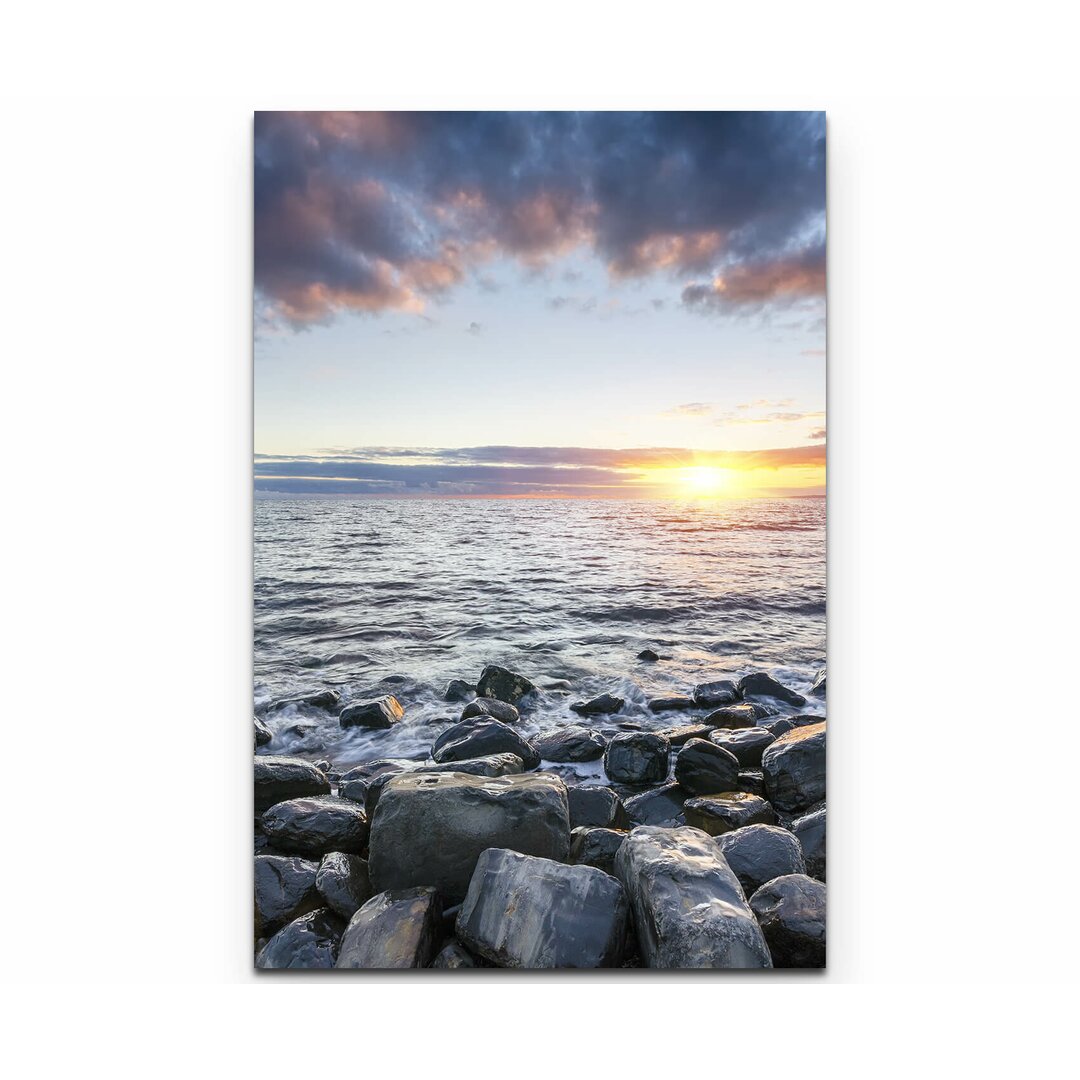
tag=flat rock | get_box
[568,785,629,829]
[476,664,537,705]
[336,887,443,969]
[603,731,670,785]
[693,680,739,707]
[624,782,687,827]
[761,722,826,812]
[254,855,321,937]
[710,727,776,767]
[256,908,345,969]
[368,771,570,902]
[570,693,624,716]
[534,725,607,762]
[705,702,769,728]
[254,755,331,812]
[457,848,628,969]
[738,672,806,708]
[254,716,273,749]
[260,795,369,857]
[749,873,826,967]
[443,679,476,702]
[647,695,696,712]
[674,738,741,795]
[683,792,778,835]
[569,827,627,876]
[315,852,373,920]
[364,753,525,818]
[614,826,771,969]
[656,723,716,746]
[461,697,520,724]
[431,718,540,769]
[791,805,826,881]
[339,695,404,730]
[715,823,807,896]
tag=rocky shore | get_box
[254,662,826,970]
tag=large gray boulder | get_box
[614,826,771,969]
[693,680,739,707]
[315,852,373,920]
[569,827,627,876]
[715,823,807,896]
[604,731,670,785]
[791,806,826,881]
[738,672,806,708]
[461,697,520,724]
[254,755,330,812]
[476,664,537,705]
[254,855,320,937]
[710,727,776,767]
[457,848,628,968]
[623,783,687,827]
[761,722,826,812]
[256,908,345,969]
[749,874,826,967]
[534,725,607,762]
[431,718,540,769]
[363,753,524,819]
[683,792,777,835]
[339,695,404,730]
[368,772,570,902]
[674,738,741,795]
[260,795,369,857]
[335,887,443,969]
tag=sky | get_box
[254,111,825,498]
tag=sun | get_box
[680,466,731,496]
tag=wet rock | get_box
[254,715,272,748]
[570,693,624,716]
[476,664,537,705]
[749,874,826,967]
[738,672,807,708]
[284,722,316,738]
[683,792,777,835]
[604,731,670,785]
[761,722,826,813]
[693,680,739,707]
[568,785,630,829]
[624,783,687,827]
[461,697,520,724]
[787,713,826,727]
[767,718,795,737]
[674,738,741,795]
[256,908,345,969]
[315,853,373,920]
[647,695,696,712]
[443,679,476,702]
[254,755,331,812]
[614,826,771,969]
[336,887,443,969]
[705,702,769,728]
[338,758,418,804]
[737,770,767,798]
[368,771,570,902]
[431,939,477,969]
[569,827,627,876]
[339,695,404,730]
[791,806,826,881]
[431,718,540,770]
[637,649,661,661]
[809,667,826,699]
[457,848,628,969]
[534,725,607,762]
[364,753,525,818]
[254,855,321,937]
[267,688,342,713]
[656,723,716,746]
[260,795,369,857]
[710,727,776,767]
[716,823,807,896]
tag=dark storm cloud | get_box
[254,111,825,325]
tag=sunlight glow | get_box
[679,466,733,496]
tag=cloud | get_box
[255,111,825,326]
[662,402,714,417]
[808,429,826,440]
[466,321,483,335]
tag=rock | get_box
[791,806,826,881]
[476,664,537,705]
[705,702,768,728]
[738,672,806,707]
[256,908,345,969]
[710,727,776,767]
[715,823,807,895]
[647,695,696,712]
[254,855,321,937]
[461,697,520,724]
[787,713,826,727]
[693,680,739,707]
[254,716,272,749]
[768,718,795,737]
[337,758,418,804]
[284,722,316,738]
[674,738,741,795]
[267,688,342,712]
[368,772,570,902]
[761,722,826,812]
[540,678,573,691]
[260,795,369,857]
[534,725,607,762]
[363,753,525,818]
[443,679,476,702]
[603,732,670,785]
[656,723,716,746]
[737,770,767,798]
[254,755,331,812]
[624,783,687,827]
[457,848,628,969]
[568,785,629,829]
[809,667,826,699]
[570,693,624,716]
[683,792,778,835]
[315,853,373,919]
[336,887,443,969]
[430,939,477,968]
[569,827,627,876]
[431,718,540,770]
[614,826,771,968]
[339,695,404,730]
[637,649,661,661]
[749,874,826,967]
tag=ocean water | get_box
[254,495,825,770]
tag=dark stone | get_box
[570,693,624,716]
[768,718,795,737]
[710,727,776,767]
[791,806,826,881]
[569,827,627,876]
[254,855,320,937]
[715,823,807,896]
[647,695,696,712]
[809,666,826,699]
[624,783,687,827]
[444,679,476,702]
[260,795,369,857]
[705,702,769,728]
[367,771,571,903]
[749,874,826,967]
[256,908,345,969]
[674,738,741,795]
[254,755,331,812]
[457,848,628,969]
[737,770,767,797]
[461,697,520,724]
[338,758,418,805]
[568,785,629,829]
[693,680,739,707]
[614,826,772,969]
[266,689,342,712]
[637,649,661,661]
[604,731,670,785]
[683,792,777,836]
[431,939,477,969]
[336,887,443,969]
[339,695,404,730]
[363,753,525,818]
[534,725,607,762]
[254,716,272,748]
[284,722,316,738]
[656,723,716,746]
[315,852,373,920]
[431,718,540,770]
[476,664,537,705]
[761,722,826,813]
[738,672,807,707]
[787,713,826,727]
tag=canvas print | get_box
[253,111,826,969]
